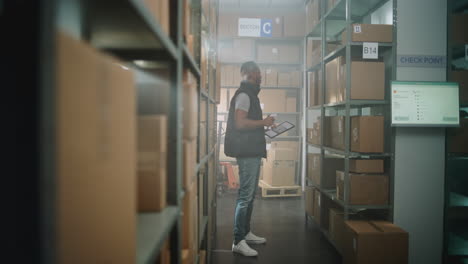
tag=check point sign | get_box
[238,18,272,37]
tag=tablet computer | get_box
[265,121,295,138]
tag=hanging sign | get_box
[238,18,272,37]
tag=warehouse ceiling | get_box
[219,0,305,11]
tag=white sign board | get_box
[238,18,272,37]
[391,81,459,127]
[363,42,378,59]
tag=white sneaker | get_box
[232,240,258,257]
[245,231,267,244]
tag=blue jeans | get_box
[233,157,262,244]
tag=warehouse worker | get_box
[224,61,275,257]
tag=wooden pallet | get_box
[258,180,302,198]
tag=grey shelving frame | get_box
[303,0,397,252]
[32,0,219,263]
[443,0,468,263]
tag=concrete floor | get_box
[211,190,342,264]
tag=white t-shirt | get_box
[235,92,250,112]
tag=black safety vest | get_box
[224,81,267,158]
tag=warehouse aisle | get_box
[211,192,341,264]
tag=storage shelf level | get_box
[221,86,302,90]
[323,42,393,63]
[89,0,178,61]
[218,112,301,115]
[306,0,391,38]
[137,206,180,264]
[323,100,389,107]
[322,146,393,158]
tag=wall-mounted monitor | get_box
[391,81,460,127]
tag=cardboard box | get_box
[329,116,345,150]
[326,58,340,104]
[56,32,136,263]
[265,68,278,87]
[342,24,393,43]
[344,221,408,264]
[327,57,385,102]
[268,147,297,161]
[263,160,296,186]
[286,97,297,112]
[308,71,317,106]
[183,72,199,140]
[317,69,323,105]
[307,154,321,184]
[183,140,197,188]
[451,70,468,103]
[233,39,254,62]
[218,15,237,37]
[284,13,306,37]
[137,116,167,212]
[181,249,192,264]
[278,72,291,87]
[270,141,299,150]
[350,61,385,100]
[447,118,468,153]
[144,0,170,35]
[219,88,228,112]
[313,189,322,226]
[305,186,315,216]
[138,115,167,153]
[452,14,468,45]
[182,182,198,251]
[329,208,345,253]
[349,160,384,173]
[259,89,286,112]
[157,240,171,264]
[183,0,191,38]
[351,116,384,153]
[257,45,279,63]
[336,171,389,205]
[306,39,314,68]
[291,71,302,87]
[279,44,301,64]
[306,0,320,33]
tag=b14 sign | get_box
[238,18,272,37]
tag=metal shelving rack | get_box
[303,0,397,253]
[29,0,216,263]
[443,0,468,263]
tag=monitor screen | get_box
[391,81,460,127]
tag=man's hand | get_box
[262,116,275,127]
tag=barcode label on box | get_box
[354,25,362,33]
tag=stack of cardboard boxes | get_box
[138,115,168,213]
[308,70,323,106]
[263,142,298,187]
[307,117,322,145]
[306,39,340,69]
[257,44,301,64]
[56,32,137,263]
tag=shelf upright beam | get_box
[168,0,183,263]
[343,0,352,221]
[320,0,326,196]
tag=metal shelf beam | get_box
[137,207,180,264]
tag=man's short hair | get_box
[240,61,260,75]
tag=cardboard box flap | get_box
[345,221,379,234]
[370,221,408,234]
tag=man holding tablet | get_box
[224,61,274,257]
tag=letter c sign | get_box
[261,19,272,37]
